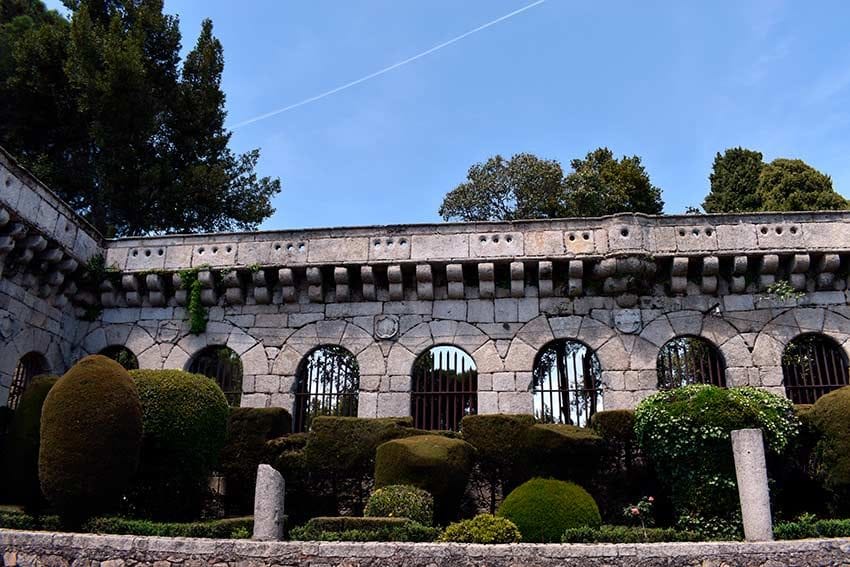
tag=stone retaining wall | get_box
[2,530,850,567]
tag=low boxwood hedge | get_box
[439,514,522,543]
[561,524,702,543]
[289,516,439,542]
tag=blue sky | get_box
[46,0,850,230]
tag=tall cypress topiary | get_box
[39,355,143,525]
[129,369,230,520]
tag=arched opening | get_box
[187,346,243,406]
[411,346,477,431]
[657,336,726,389]
[99,345,139,370]
[532,339,602,427]
[293,345,360,433]
[8,352,50,409]
[782,333,849,404]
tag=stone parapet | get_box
[2,530,850,567]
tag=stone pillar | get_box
[253,464,285,541]
[731,428,773,541]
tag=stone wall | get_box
[3,530,850,567]
[0,149,100,404]
[4,145,850,417]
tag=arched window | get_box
[8,352,49,409]
[657,336,726,389]
[293,345,360,432]
[188,346,243,406]
[782,333,849,404]
[99,345,139,370]
[411,346,477,431]
[532,339,602,427]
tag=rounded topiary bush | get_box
[439,513,522,543]
[808,386,850,513]
[635,384,799,526]
[375,434,474,522]
[365,484,434,526]
[5,375,58,512]
[129,369,230,520]
[497,478,601,543]
[39,355,143,523]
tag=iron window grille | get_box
[293,345,360,433]
[411,346,477,432]
[782,333,849,404]
[99,345,139,370]
[7,352,49,410]
[188,346,243,406]
[532,339,602,427]
[657,335,726,389]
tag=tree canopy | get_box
[0,0,280,236]
[703,147,847,213]
[439,148,663,222]
[702,147,764,213]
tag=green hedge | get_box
[375,434,474,522]
[808,387,850,514]
[219,407,292,515]
[303,416,419,514]
[498,478,601,543]
[0,510,251,538]
[364,484,434,526]
[561,524,702,543]
[39,355,143,524]
[522,423,603,483]
[635,385,799,525]
[460,414,535,512]
[4,375,58,513]
[289,516,439,542]
[775,517,850,540]
[129,369,230,520]
[439,514,522,543]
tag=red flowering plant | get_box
[623,496,656,536]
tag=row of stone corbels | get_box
[0,207,80,306]
[668,253,844,295]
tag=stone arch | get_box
[410,344,478,431]
[187,344,244,406]
[531,336,603,426]
[753,307,850,394]
[274,320,381,417]
[0,325,62,405]
[781,332,850,404]
[292,344,361,432]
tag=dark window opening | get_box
[411,346,477,431]
[533,339,602,427]
[293,345,360,433]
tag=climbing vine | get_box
[179,268,208,335]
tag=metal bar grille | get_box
[99,346,139,370]
[188,346,243,406]
[657,336,726,389]
[783,334,850,404]
[7,352,49,410]
[293,345,360,433]
[532,340,602,427]
[412,347,477,431]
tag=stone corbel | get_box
[388,265,404,301]
[731,256,748,293]
[816,254,841,290]
[568,260,583,297]
[361,266,376,301]
[334,267,350,302]
[306,267,323,303]
[701,256,719,294]
[538,261,553,297]
[757,254,779,291]
[198,270,218,306]
[146,273,166,307]
[670,257,688,294]
[446,264,464,300]
[122,273,142,306]
[478,263,495,299]
[510,262,524,298]
[222,270,244,305]
[416,264,433,300]
[789,254,810,291]
[279,268,297,303]
[253,269,271,305]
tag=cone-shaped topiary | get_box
[5,375,58,513]
[39,355,143,524]
[498,478,601,542]
[129,369,230,520]
[375,434,474,522]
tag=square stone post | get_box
[731,428,773,541]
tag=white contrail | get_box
[230,0,546,129]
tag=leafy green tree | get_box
[0,0,280,236]
[563,148,663,217]
[757,158,848,212]
[702,147,764,213]
[439,148,663,221]
[439,153,568,221]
